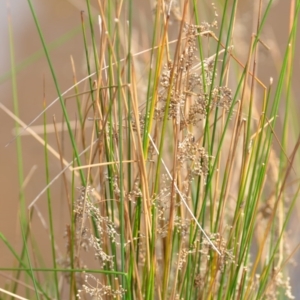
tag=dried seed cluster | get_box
[264,269,295,300]
[177,247,195,270]
[77,274,126,300]
[211,86,232,112]
[177,133,209,179]
[153,186,172,238]
[200,233,235,272]
[153,20,233,139]
[126,177,143,203]
[74,186,117,268]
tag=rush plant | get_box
[1,0,300,299]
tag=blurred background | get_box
[0,0,299,297]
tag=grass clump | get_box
[1,0,300,299]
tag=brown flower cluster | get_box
[155,22,232,135]
[73,186,116,268]
[177,133,209,180]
